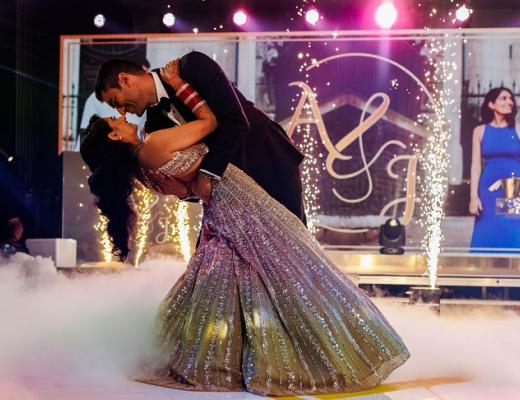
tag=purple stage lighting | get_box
[93,14,105,28]
[455,5,471,22]
[233,10,248,26]
[305,8,320,26]
[375,2,398,29]
[163,12,175,28]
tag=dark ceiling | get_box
[3,0,520,38]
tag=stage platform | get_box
[324,247,520,288]
[56,250,520,289]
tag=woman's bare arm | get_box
[469,125,484,215]
[139,102,217,169]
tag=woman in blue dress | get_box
[470,87,520,251]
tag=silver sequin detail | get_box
[143,145,410,396]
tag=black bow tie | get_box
[158,97,171,111]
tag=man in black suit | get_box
[95,51,306,223]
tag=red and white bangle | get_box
[176,82,206,114]
[175,83,190,97]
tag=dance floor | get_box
[2,254,520,400]
[5,376,520,399]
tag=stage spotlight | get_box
[305,8,320,26]
[233,10,248,26]
[379,218,405,255]
[0,147,13,163]
[162,12,175,28]
[455,5,471,22]
[375,1,398,29]
[93,14,106,29]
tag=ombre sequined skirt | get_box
[142,165,409,396]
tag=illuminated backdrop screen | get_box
[59,30,520,261]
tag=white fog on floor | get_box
[1,253,520,398]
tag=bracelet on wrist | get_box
[175,82,206,114]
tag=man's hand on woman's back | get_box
[148,171,190,199]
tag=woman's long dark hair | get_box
[80,115,137,261]
[481,87,517,128]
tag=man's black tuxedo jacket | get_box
[145,51,305,223]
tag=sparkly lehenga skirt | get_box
[141,165,409,396]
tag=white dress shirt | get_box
[149,71,220,179]
[150,71,186,126]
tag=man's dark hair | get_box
[94,59,146,101]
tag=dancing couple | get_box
[80,51,409,396]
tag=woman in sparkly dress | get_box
[80,64,409,396]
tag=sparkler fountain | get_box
[411,35,460,307]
